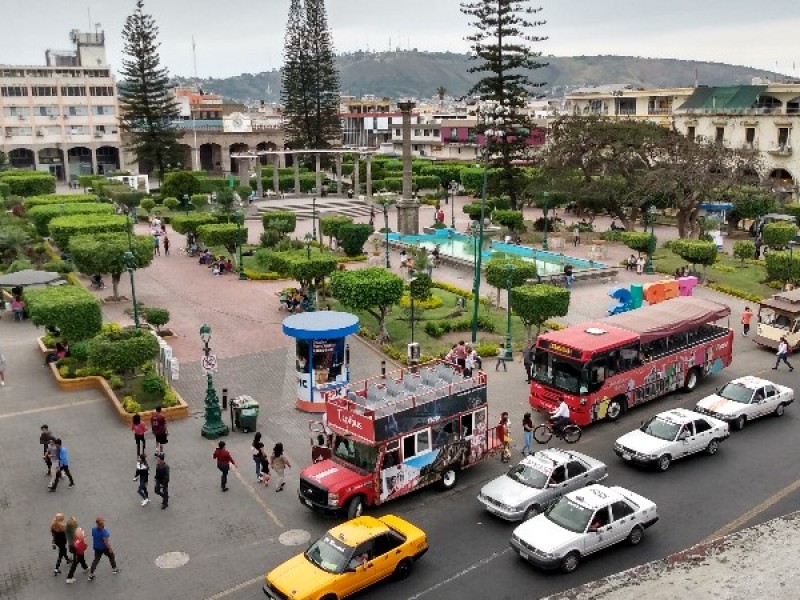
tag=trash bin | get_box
[231,395,259,433]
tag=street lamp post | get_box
[183,194,190,215]
[199,324,229,439]
[788,241,796,289]
[236,210,246,280]
[312,195,318,247]
[645,205,657,275]
[124,207,140,329]
[382,200,392,269]
[409,275,417,345]
[542,191,549,252]
[505,263,513,360]
[450,180,457,229]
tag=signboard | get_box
[170,358,179,381]
[202,354,217,373]
[326,401,377,440]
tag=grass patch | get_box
[121,376,168,411]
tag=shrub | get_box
[600,230,624,242]
[762,222,798,249]
[733,240,756,264]
[423,315,495,338]
[336,223,374,257]
[142,307,170,332]
[765,251,800,283]
[41,333,57,349]
[109,375,123,390]
[320,215,353,246]
[48,214,129,250]
[509,284,571,339]
[162,388,179,407]
[87,327,160,377]
[41,259,74,274]
[463,203,485,221]
[142,372,167,395]
[707,284,763,303]
[24,194,99,209]
[260,228,282,248]
[0,173,56,196]
[161,171,202,199]
[170,213,217,236]
[191,194,208,211]
[474,342,500,358]
[243,268,283,281]
[122,396,143,414]
[140,198,156,214]
[197,223,248,259]
[670,239,718,270]
[27,202,114,236]
[163,197,180,211]
[491,209,524,231]
[782,203,800,220]
[620,231,654,255]
[6,259,34,273]
[261,211,297,235]
[70,340,90,361]
[25,285,102,341]
[399,293,443,310]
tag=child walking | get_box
[65,526,88,584]
[270,443,291,492]
[134,454,150,506]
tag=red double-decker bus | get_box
[529,297,733,427]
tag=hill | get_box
[178,51,787,104]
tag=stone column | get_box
[272,155,280,195]
[90,148,98,176]
[255,158,264,198]
[365,155,373,199]
[315,153,322,195]
[191,145,201,172]
[335,154,343,195]
[353,155,361,197]
[293,155,301,195]
[396,101,420,235]
[238,156,249,188]
[222,146,232,177]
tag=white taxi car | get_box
[510,484,658,573]
[613,408,729,472]
[694,376,794,430]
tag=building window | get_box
[450,127,458,141]
[35,106,60,117]
[395,128,400,136]
[1,86,28,97]
[715,127,724,144]
[92,105,115,116]
[66,106,89,117]
[3,106,29,117]
[778,127,790,147]
[5,127,32,136]
[67,126,89,135]
[32,86,57,96]
[61,86,86,97]
[687,126,695,140]
[89,86,114,97]
[745,127,755,147]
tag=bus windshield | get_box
[332,435,379,472]
[532,349,585,395]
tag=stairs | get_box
[254,196,373,220]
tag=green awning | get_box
[678,85,767,111]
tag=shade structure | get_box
[0,270,62,287]
[282,311,360,340]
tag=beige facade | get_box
[0,30,121,181]
[564,83,800,199]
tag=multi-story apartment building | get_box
[0,29,121,181]
[564,82,800,200]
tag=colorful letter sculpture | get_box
[608,277,698,315]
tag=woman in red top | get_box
[212,441,236,492]
[131,414,148,456]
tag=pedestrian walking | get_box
[636,256,645,275]
[454,341,467,371]
[40,424,55,477]
[65,516,78,561]
[50,438,74,491]
[742,307,753,337]
[131,413,147,456]
[87,517,118,580]
[134,454,150,506]
[150,406,168,456]
[522,340,534,383]
[251,432,265,481]
[46,438,59,490]
[270,443,290,492]
[153,453,169,509]
[495,344,507,371]
[213,440,236,492]
[573,227,580,247]
[65,526,88,583]
[153,233,161,256]
[259,449,271,486]
[163,236,170,255]
[521,413,534,455]
[0,349,6,385]
[369,205,375,227]
[773,336,794,371]
[497,413,511,463]
[51,513,69,575]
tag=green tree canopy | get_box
[336,223,374,257]
[260,250,338,293]
[27,203,114,236]
[170,213,217,236]
[196,223,248,265]
[509,284,570,339]
[733,240,756,264]
[142,307,170,332]
[88,327,160,379]
[762,222,798,249]
[621,231,655,255]
[69,233,154,300]
[25,284,102,341]
[331,268,404,342]
[161,171,203,201]
[262,211,297,235]
[485,257,538,307]
[49,215,130,250]
[670,239,718,274]
[320,215,353,248]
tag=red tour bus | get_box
[530,297,733,426]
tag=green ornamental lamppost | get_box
[124,207,140,329]
[505,263,514,360]
[183,194,190,216]
[409,275,418,345]
[200,324,229,439]
[450,180,457,229]
[788,241,796,288]
[312,195,318,246]
[645,205,657,275]
[382,200,392,269]
[236,210,246,280]
[542,191,550,252]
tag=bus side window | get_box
[403,435,416,459]
[460,413,472,438]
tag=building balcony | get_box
[767,144,792,156]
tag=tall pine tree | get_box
[118,0,182,181]
[461,0,548,208]
[281,0,341,150]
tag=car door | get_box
[371,532,404,581]
[748,387,766,419]
[609,500,637,545]
[541,464,568,506]
[674,422,695,457]
[760,385,777,417]
[344,538,381,595]
[565,459,593,491]
[583,506,613,554]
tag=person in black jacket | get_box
[153,453,169,509]
[134,455,149,506]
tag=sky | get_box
[0,0,798,78]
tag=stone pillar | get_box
[222,146,232,176]
[191,146,201,172]
[335,154,343,195]
[255,158,264,198]
[365,155,373,199]
[396,101,420,235]
[293,156,301,195]
[272,155,280,195]
[238,156,249,188]
[315,153,322,195]
[353,155,361,197]
[90,148,98,176]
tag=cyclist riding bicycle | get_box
[551,397,570,436]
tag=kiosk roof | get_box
[282,311,360,340]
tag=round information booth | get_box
[282,311,360,412]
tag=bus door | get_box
[462,407,488,463]
[378,440,402,502]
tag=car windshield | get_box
[532,350,585,395]
[717,383,754,404]
[507,462,550,489]
[640,416,680,441]
[304,534,353,574]
[545,497,593,534]
[333,435,379,472]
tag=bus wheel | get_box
[605,397,625,422]
[346,496,364,519]
[440,467,458,491]
[682,368,701,392]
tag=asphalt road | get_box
[231,337,800,600]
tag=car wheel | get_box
[523,505,541,520]
[605,397,625,422]
[627,525,644,546]
[682,368,700,392]
[705,439,720,456]
[775,403,786,417]
[560,551,581,573]
[734,415,746,431]
[657,454,671,472]
[320,595,337,600]
[393,558,413,581]
[346,496,364,519]
[440,467,458,491]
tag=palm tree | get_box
[436,86,447,107]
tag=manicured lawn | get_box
[121,376,168,411]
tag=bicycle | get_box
[533,419,582,444]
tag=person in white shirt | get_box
[773,337,794,372]
[551,397,571,434]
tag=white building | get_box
[0,29,121,181]
[563,82,800,200]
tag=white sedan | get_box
[695,376,794,430]
[613,408,729,472]
[510,484,658,573]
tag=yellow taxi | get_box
[263,514,428,600]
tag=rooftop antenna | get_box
[192,35,198,82]
[87,7,92,32]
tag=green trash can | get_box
[232,395,259,433]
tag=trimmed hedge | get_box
[621,231,655,254]
[27,202,114,236]
[25,284,102,341]
[0,172,56,196]
[24,194,100,209]
[48,214,130,250]
[762,222,798,249]
[87,327,160,375]
[262,211,297,234]
[170,213,218,236]
[336,223,374,257]
[670,239,718,268]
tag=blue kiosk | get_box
[282,311,360,412]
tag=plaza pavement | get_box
[0,189,753,600]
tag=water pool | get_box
[388,230,604,275]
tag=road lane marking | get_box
[0,397,101,420]
[406,547,511,599]
[204,575,263,600]
[699,476,800,545]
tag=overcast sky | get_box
[1,0,798,78]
